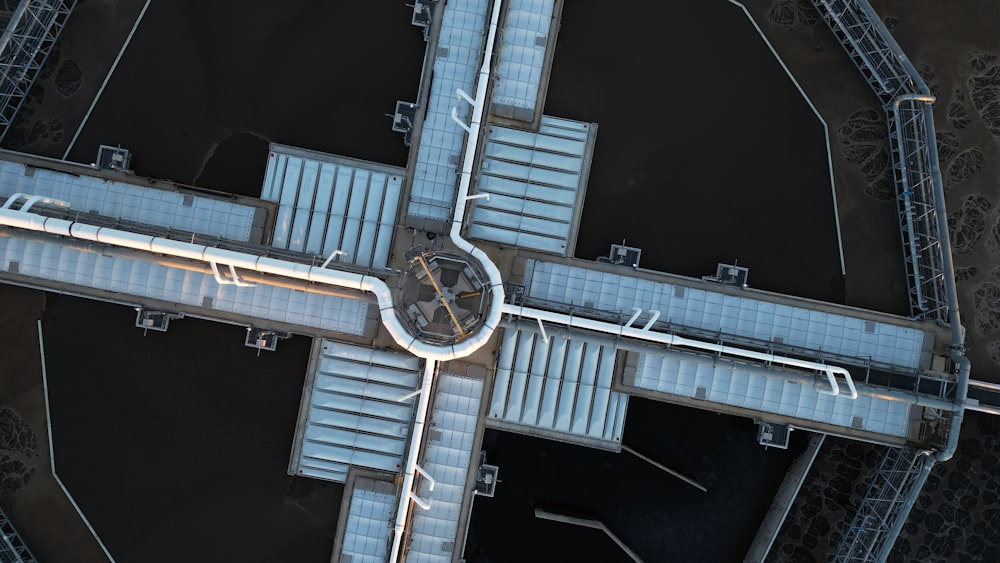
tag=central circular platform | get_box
[395,250,491,345]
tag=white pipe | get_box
[320,249,348,269]
[642,310,660,331]
[0,207,494,362]
[537,316,548,343]
[228,263,254,287]
[625,307,642,327]
[1,192,24,208]
[444,0,507,358]
[409,490,431,511]
[502,303,858,399]
[389,359,437,563]
[0,204,859,401]
[414,464,436,492]
[208,262,229,285]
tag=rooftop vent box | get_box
[702,262,749,287]
[755,420,791,449]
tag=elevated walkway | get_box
[813,0,953,324]
[0,0,76,143]
[0,151,272,243]
[0,504,36,563]
[518,258,938,371]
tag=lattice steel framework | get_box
[886,99,949,323]
[812,0,918,101]
[834,448,934,563]
[0,0,76,143]
[0,504,38,562]
[813,0,950,324]
[811,1,966,560]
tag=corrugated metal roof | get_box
[488,328,627,448]
[290,341,421,483]
[632,351,912,438]
[467,117,593,254]
[406,373,483,563]
[491,0,554,122]
[0,234,368,334]
[260,144,404,269]
[406,0,490,222]
[0,160,258,242]
[523,259,928,369]
[340,479,396,563]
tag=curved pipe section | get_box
[0,207,487,361]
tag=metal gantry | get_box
[0,504,38,563]
[813,0,950,324]
[886,98,949,323]
[834,447,934,563]
[811,0,918,100]
[0,0,76,143]
[810,1,969,560]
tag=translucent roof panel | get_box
[523,259,928,369]
[290,341,421,483]
[467,117,594,255]
[491,0,554,122]
[632,351,912,439]
[488,327,627,448]
[406,373,483,563]
[340,479,396,563]
[260,144,405,269]
[406,0,490,222]
[0,160,258,242]
[0,234,369,335]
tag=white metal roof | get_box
[260,144,404,269]
[290,341,420,483]
[523,259,928,369]
[468,117,593,255]
[340,479,396,563]
[632,351,912,438]
[491,0,554,122]
[406,373,483,563]
[406,0,490,222]
[488,327,628,448]
[0,160,258,241]
[0,234,368,334]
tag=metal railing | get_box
[0,504,37,563]
[834,448,934,562]
[0,0,76,143]
[812,1,971,560]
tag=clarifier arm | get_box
[501,303,858,399]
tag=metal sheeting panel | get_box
[406,0,490,222]
[634,353,911,438]
[488,328,627,447]
[0,160,257,241]
[406,374,483,563]
[293,341,421,483]
[468,117,593,255]
[260,145,404,269]
[0,234,368,334]
[523,259,927,369]
[492,0,554,122]
[341,482,395,563]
